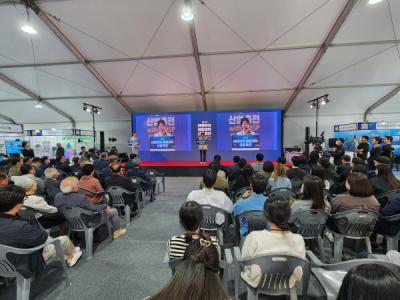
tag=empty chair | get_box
[330,209,380,263]
[106,186,141,225]
[146,169,165,194]
[306,250,400,300]
[130,176,150,204]
[0,239,69,300]
[290,209,329,262]
[200,205,230,246]
[268,188,298,201]
[62,207,112,259]
[233,247,310,300]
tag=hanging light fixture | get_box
[181,6,193,21]
[34,101,43,108]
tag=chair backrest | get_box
[61,206,93,231]
[323,189,333,201]
[294,209,329,238]
[377,189,400,206]
[290,178,303,193]
[106,186,133,206]
[268,188,297,201]
[168,257,183,275]
[242,253,310,294]
[332,209,380,237]
[234,186,251,201]
[0,244,18,277]
[236,210,268,234]
[146,169,158,177]
[200,205,229,232]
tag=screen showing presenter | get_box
[154,119,171,137]
[236,117,256,136]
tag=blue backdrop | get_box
[132,109,282,161]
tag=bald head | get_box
[60,177,79,193]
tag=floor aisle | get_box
[41,177,199,300]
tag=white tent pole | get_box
[363,86,400,122]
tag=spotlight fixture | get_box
[82,103,103,150]
[368,0,383,4]
[21,24,37,35]
[181,6,193,21]
[307,94,330,138]
[34,101,43,108]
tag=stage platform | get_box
[141,160,280,176]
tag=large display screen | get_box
[6,140,22,154]
[132,110,282,161]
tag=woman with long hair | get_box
[370,164,400,195]
[310,165,330,189]
[337,264,400,300]
[149,239,233,300]
[167,201,219,260]
[267,163,292,191]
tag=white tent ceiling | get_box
[0,0,399,125]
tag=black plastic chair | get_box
[145,169,165,194]
[106,186,141,225]
[290,178,303,194]
[377,189,400,207]
[130,176,151,204]
[18,206,59,236]
[330,209,380,263]
[268,188,298,201]
[78,187,108,204]
[235,210,268,244]
[233,186,251,202]
[290,209,329,262]
[233,247,310,300]
[200,205,230,247]
[379,213,400,251]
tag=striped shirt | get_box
[167,234,220,260]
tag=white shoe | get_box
[67,250,82,267]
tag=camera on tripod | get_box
[305,131,326,153]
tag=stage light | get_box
[181,6,193,21]
[310,104,314,109]
[86,107,91,113]
[368,0,383,4]
[21,24,37,35]
[96,109,101,115]
[34,102,42,108]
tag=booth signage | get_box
[0,123,24,134]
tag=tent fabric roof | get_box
[0,0,399,124]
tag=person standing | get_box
[382,136,394,161]
[368,136,383,170]
[331,138,345,167]
[129,132,140,156]
[55,143,65,159]
[356,135,370,162]
[21,141,34,158]
[197,132,208,164]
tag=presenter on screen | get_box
[237,117,255,136]
[154,119,171,137]
[130,132,140,155]
[197,132,208,164]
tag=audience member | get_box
[370,164,400,195]
[79,164,104,204]
[337,264,400,300]
[277,156,287,165]
[267,163,292,191]
[328,173,380,233]
[382,136,394,160]
[287,156,308,180]
[351,164,368,175]
[369,136,383,170]
[93,152,109,171]
[199,164,229,192]
[251,153,264,172]
[187,169,233,225]
[318,157,338,182]
[227,155,241,181]
[298,155,311,173]
[102,155,119,179]
[290,175,330,222]
[152,237,230,300]
[55,177,126,239]
[357,135,370,161]
[167,201,219,260]
[310,165,330,189]
[79,146,90,161]
[70,156,82,176]
[55,143,65,159]
[233,173,268,236]
[8,158,22,176]
[0,173,9,187]
[126,160,156,201]
[241,196,305,288]
[337,155,352,176]
[259,161,274,179]
[351,157,365,166]
[309,150,320,166]
[55,155,71,174]
[31,158,44,178]
[39,156,50,173]
[44,167,61,202]
[231,163,254,192]
[0,186,82,272]
[374,194,400,242]
[13,164,45,195]
[21,141,35,158]
[332,138,345,166]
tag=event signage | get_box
[0,123,23,134]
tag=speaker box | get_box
[328,138,338,148]
[100,131,105,152]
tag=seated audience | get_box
[251,153,264,172]
[290,175,330,224]
[199,164,229,192]
[230,157,248,184]
[126,160,156,201]
[44,167,61,202]
[310,165,330,189]
[151,238,231,300]
[267,163,292,191]
[79,146,90,161]
[187,169,233,225]
[328,172,380,233]
[70,156,82,176]
[337,155,352,176]
[55,177,126,239]
[309,150,320,166]
[233,173,268,236]
[373,194,400,243]
[102,155,118,179]
[125,153,139,170]
[39,156,50,173]
[337,264,400,300]
[318,157,338,182]
[241,196,305,288]
[298,155,311,172]
[31,158,44,178]
[79,164,105,204]
[0,186,82,271]
[370,164,400,195]
[351,163,368,175]
[167,201,219,260]
[227,155,241,181]
[259,160,274,180]
[93,152,109,171]
[0,173,9,187]
[8,158,22,176]
[287,156,308,180]
[12,164,45,195]
[277,156,287,166]
[55,155,71,174]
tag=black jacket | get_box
[21,148,35,158]
[55,147,65,159]
[369,176,394,196]
[357,142,369,160]
[105,174,138,193]
[382,144,394,159]
[332,145,345,166]
[0,213,48,278]
[125,168,151,190]
[287,168,307,180]
[44,178,61,202]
